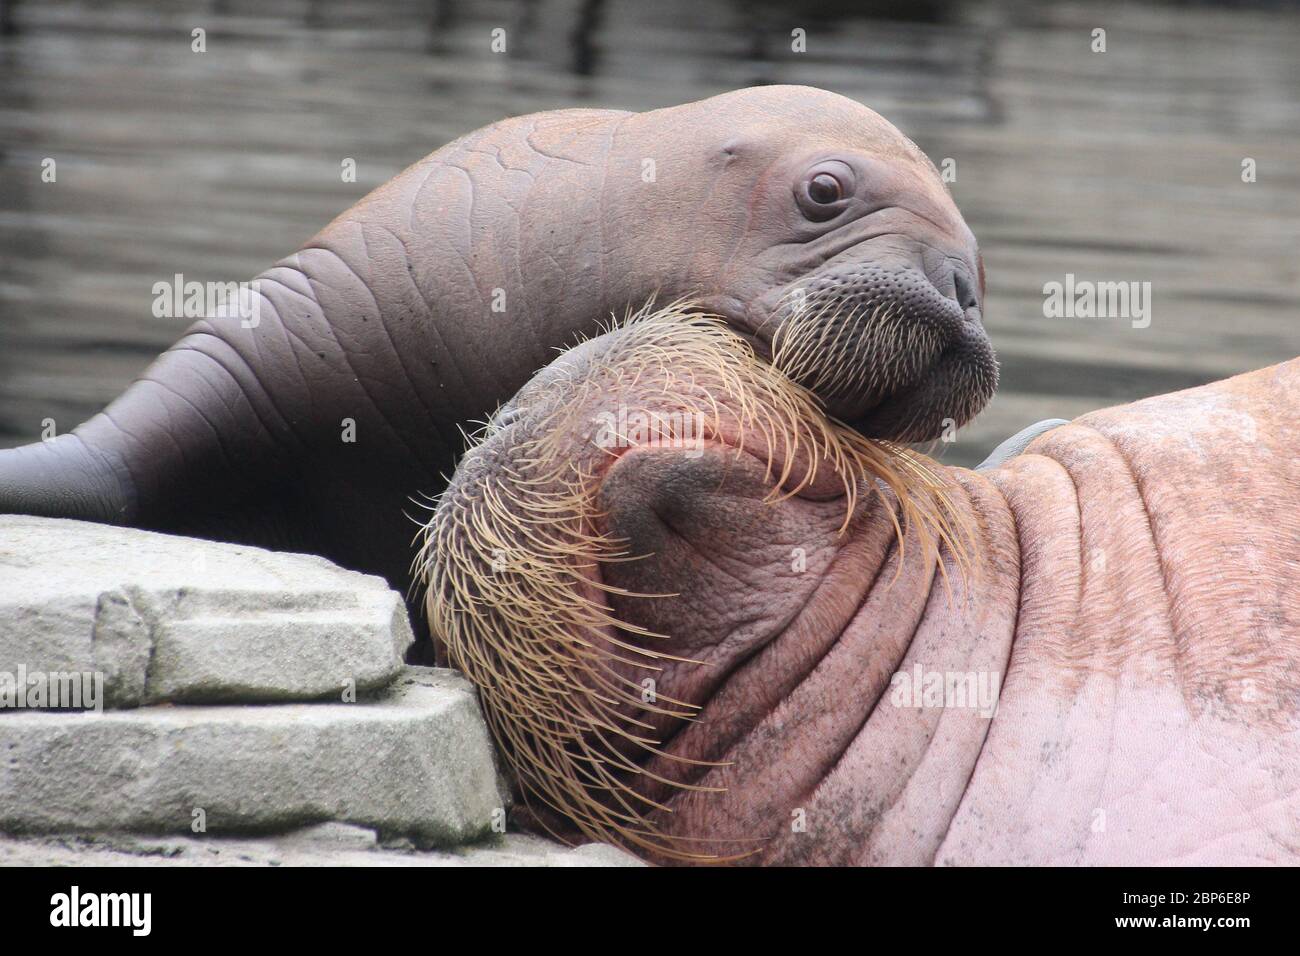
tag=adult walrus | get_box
[0,86,994,619]
[422,307,1300,865]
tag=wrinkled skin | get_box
[0,86,992,623]
[447,338,1300,865]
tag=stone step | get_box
[0,824,642,867]
[0,515,413,707]
[0,667,508,847]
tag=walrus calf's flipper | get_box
[0,326,306,548]
[0,428,133,526]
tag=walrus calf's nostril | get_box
[952,268,980,315]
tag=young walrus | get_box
[0,85,994,625]
[421,305,1300,866]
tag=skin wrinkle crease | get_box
[932,480,1020,864]
[659,519,876,795]
[514,134,574,355]
[430,162,487,310]
[997,452,1080,667]
[299,242,449,460]
[1005,437,1172,863]
[345,218,479,411]
[978,453,1091,861]
[249,272,315,403]
[165,343,276,445]
[779,509,903,817]
[257,269,426,469]
[596,113,633,313]
[258,269,341,382]
[684,145,742,285]
[70,431,136,515]
[98,409,149,499]
[1077,424,1188,693]
[716,155,774,290]
[525,117,598,168]
[803,529,935,865]
[448,153,545,362]
[593,121,611,332]
[858,540,959,863]
[1049,424,1183,683]
[173,332,299,446]
[140,375,238,477]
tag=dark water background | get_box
[0,0,1297,466]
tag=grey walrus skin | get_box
[0,86,995,638]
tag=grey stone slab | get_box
[0,667,508,847]
[0,516,413,706]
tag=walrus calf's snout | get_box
[768,243,996,442]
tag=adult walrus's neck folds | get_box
[0,86,993,620]
[423,308,1300,865]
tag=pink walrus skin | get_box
[425,314,1298,866]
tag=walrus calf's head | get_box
[419,305,974,861]
[630,86,997,441]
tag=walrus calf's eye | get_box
[808,173,842,205]
[797,161,855,221]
